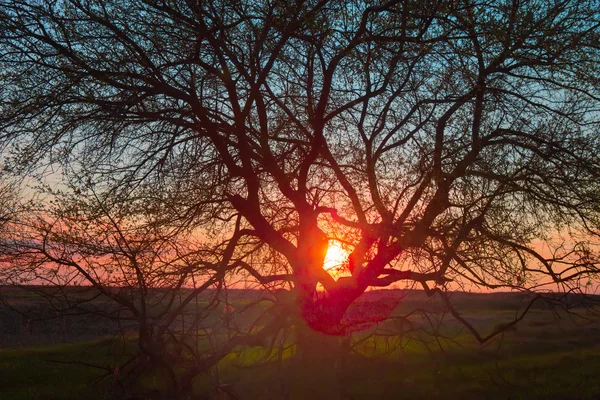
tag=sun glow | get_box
[323,241,349,276]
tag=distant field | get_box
[1,286,600,399]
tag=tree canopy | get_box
[1,0,600,339]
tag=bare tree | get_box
[0,176,18,233]
[0,175,283,397]
[2,0,600,393]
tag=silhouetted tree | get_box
[2,0,600,395]
[0,178,253,396]
[0,177,18,234]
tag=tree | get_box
[2,0,600,394]
[0,176,19,234]
[0,176,276,397]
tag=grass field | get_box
[1,287,599,399]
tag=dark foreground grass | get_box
[210,342,600,400]
[2,337,600,400]
[2,290,600,399]
[345,349,600,400]
[0,339,127,400]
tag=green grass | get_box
[0,339,127,400]
[2,296,600,399]
[2,335,600,399]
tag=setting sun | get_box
[324,241,349,274]
[3,0,600,398]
